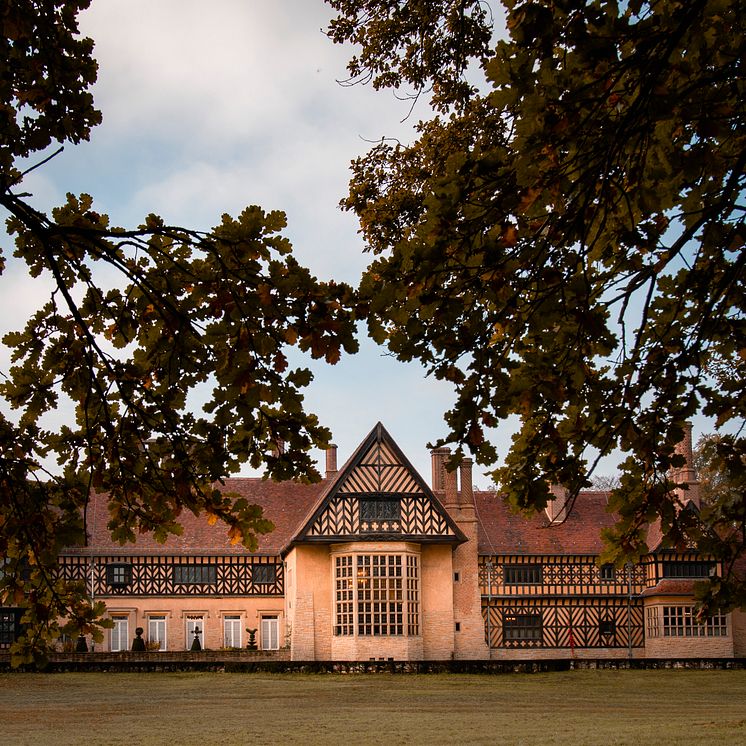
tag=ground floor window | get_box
[148,615,167,651]
[261,616,279,650]
[334,552,419,637]
[0,610,18,647]
[334,555,354,636]
[660,606,728,637]
[223,616,242,648]
[503,612,543,643]
[110,615,129,652]
[406,555,419,636]
[357,554,403,636]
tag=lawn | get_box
[1,669,745,745]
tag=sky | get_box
[0,0,511,487]
[0,1,717,489]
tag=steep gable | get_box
[289,423,466,547]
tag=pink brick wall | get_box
[102,597,284,652]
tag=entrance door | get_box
[186,616,204,650]
[261,616,279,650]
[111,616,128,652]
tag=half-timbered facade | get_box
[3,422,744,660]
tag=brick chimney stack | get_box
[325,444,338,480]
[672,423,700,509]
[430,447,450,492]
[459,458,474,508]
[545,484,571,524]
[444,461,459,510]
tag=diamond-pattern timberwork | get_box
[58,555,284,597]
[479,555,647,597]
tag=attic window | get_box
[359,498,401,533]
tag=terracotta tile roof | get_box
[473,489,617,556]
[641,579,698,597]
[74,478,328,557]
[645,520,665,552]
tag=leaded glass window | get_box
[359,498,401,533]
[106,563,132,588]
[662,561,715,579]
[172,564,217,585]
[504,564,543,585]
[503,612,542,642]
[357,555,403,635]
[662,606,727,637]
[252,563,277,585]
[406,555,419,636]
[334,553,418,637]
[335,556,354,636]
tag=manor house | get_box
[4,422,744,660]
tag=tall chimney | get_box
[444,463,459,509]
[431,447,450,492]
[672,423,700,508]
[325,444,338,480]
[459,458,474,507]
[545,484,570,524]
[270,439,285,458]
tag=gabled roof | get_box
[473,490,617,556]
[67,477,326,557]
[285,422,466,551]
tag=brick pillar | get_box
[452,457,489,659]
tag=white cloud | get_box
[1,1,519,484]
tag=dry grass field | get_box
[1,669,745,745]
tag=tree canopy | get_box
[328,0,745,607]
[0,0,357,663]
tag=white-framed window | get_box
[223,615,242,648]
[333,552,419,637]
[662,606,728,637]
[148,615,167,651]
[261,616,279,650]
[646,606,660,638]
[110,615,128,652]
[186,615,205,650]
[646,605,728,638]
